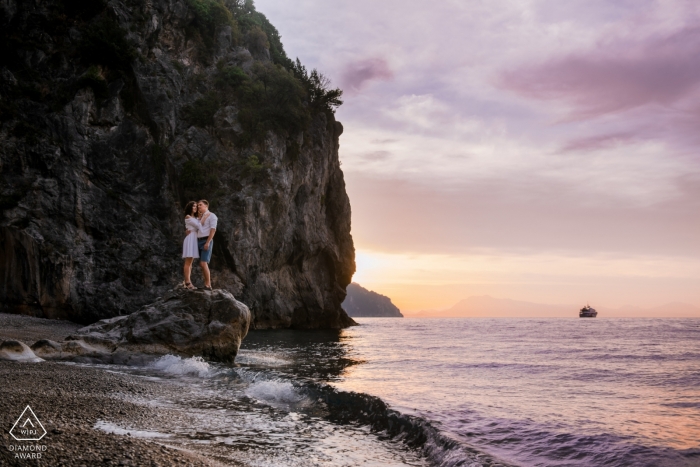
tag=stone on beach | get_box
[31,338,113,361]
[0,340,43,362]
[70,286,251,363]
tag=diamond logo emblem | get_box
[9,406,47,441]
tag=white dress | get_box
[182,217,201,258]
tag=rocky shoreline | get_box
[0,312,231,466]
[0,360,222,467]
[0,285,256,466]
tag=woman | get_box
[182,201,202,289]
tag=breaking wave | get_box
[300,383,503,467]
[245,379,306,405]
[147,354,213,377]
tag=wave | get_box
[294,382,508,467]
[245,379,308,406]
[94,420,172,439]
[147,354,214,377]
[235,350,293,367]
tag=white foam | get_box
[94,420,172,439]
[147,355,212,377]
[245,380,305,406]
[236,350,292,367]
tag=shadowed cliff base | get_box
[0,0,355,329]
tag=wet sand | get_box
[0,313,231,467]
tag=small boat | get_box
[579,304,597,318]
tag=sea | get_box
[92,318,700,467]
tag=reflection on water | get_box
[240,329,362,382]
[336,318,700,467]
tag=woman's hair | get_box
[184,201,197,217]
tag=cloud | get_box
[340,57,394,93]
[559,132,637,152]
[345,172,700,257]
[361,150,391,161]
[499,27,700,119]
[340,122,692,206]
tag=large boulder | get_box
[71,287,251,363]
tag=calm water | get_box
[336,318,700,466]
[89,318,700,466]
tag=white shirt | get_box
[185,216,201,234]
[198,211,218,238]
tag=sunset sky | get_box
[256,0,700,313]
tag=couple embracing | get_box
[182,199,218,290]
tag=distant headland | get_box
[342,283,403,318]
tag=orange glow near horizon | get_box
[352,248,700,314]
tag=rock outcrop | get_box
[71,286,250,362]
[0,286,251,363]
[0,0,355,329]
[342,283,403,318]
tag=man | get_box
[196,199,217,291]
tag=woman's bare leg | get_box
[184,257,194,284]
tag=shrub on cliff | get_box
[186,0,240,52]
[245,25,269,57]
[245,62,309,134]
[291,59,343,113]
[195,61,309,142]
[215,63,248,89]
[227,0,292,68]
[184,92,221,127]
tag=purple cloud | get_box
[362,150,391,161]
[560,132,637,152]
[500,27,700,118]
[340,58,393,93]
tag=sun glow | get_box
[352,248,700,313]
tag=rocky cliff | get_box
[0,0,355,329]
[342,283,403,318]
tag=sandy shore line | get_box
[0,313,228,467]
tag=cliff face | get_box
[342,283,403,318]
[0,0,355,328]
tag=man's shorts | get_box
[197,238,214,263]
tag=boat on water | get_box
[579,304,597,318]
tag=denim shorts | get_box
[198,238,214,263]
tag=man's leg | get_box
[200,261,211,287]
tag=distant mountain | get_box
[407,296,700,318]
[342,283,403,317]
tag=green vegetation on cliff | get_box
[181,0,344,144]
